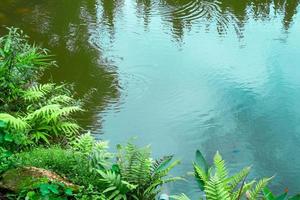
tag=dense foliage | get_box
[1,28,299,200]
[0,27,54,112]
[171,151,300,200]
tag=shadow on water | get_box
[0,0,120,132]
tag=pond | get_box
[1,0,300,197]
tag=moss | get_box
[0,167,79,192]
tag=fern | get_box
[116,142,181,199]
[213,151,228,183]
[71,133,113,171]
[205,176,230,200]
[23,83,55,102]
[56,122,80,135]
[26,104,61,120]
[48,95,74,105]
[231,180,255,200]
[247,177,273,200]
[170,193,191,200]
[0,113,28,131]
[227,166,251,192]
[175,151,271,200]
[0,28,53,112]
[194,163,209,183]
[98,170,136,200]
[71,132,95,155]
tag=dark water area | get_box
[1,0,300,197]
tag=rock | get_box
[0,167,79,192]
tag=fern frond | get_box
[170,193,191,200]
[205,176,230,200]
[231,180,255,200]
[0,113,28,131]
[155,159,181,178]
[48,94,74,105]
[57,122,80,135]
[99,170,136,200]
[26,104,61,120]
[152,155,173,173]
[227,166,251,192]
[247,177,272,200]
[214,151,228,183]
[23,83,55,101]
[194,163,209,183]
[71,132,95,154]
[95,140,110,152]
[119,143,152,185]
[54,106,82,119]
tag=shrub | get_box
[0,27,54,112]
[98,142,182,200]
[0,82,83,147]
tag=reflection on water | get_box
[1,0,300,197]
[0,0,120,131]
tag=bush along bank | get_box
[0,28,299,200]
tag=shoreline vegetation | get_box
[0,28,299,200]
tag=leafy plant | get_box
[0,27,54,112]
[71,132,113,171]
[106,142,182,200]
[17,181,75,200]
[0,83,82,147]
[263,187,300,200]
[0,146,13,174]
[0,28,81,147]
[171,150,272,200]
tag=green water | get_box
[1,0,300,197]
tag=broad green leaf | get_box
[64,188,73,196]
[39,184,50,196]
[155,156,173,173]
[289,194,300,200]
[48,184,59,194]
[263,187,275,200]
[195,150,209,173]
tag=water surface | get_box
[1,0,300,197]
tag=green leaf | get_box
[64,188,73,196]
[25,191,37,200]
[194,150,210,191]
[48,184,59,194]
[263,187,275,200]
[154,156,173,173]
[195,150,209,173]
[289,194,300,200]
[39,184,50,196]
